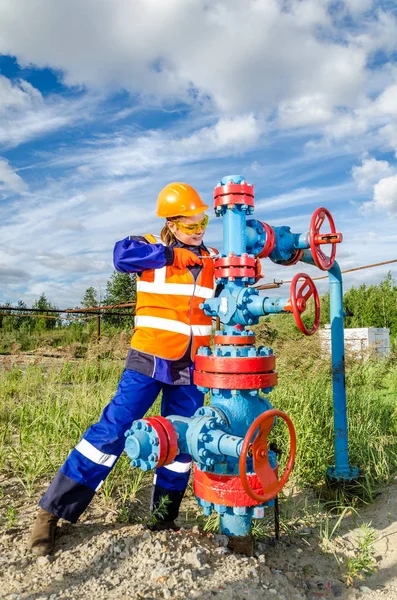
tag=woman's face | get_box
[167,212,208,247]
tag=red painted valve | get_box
[214,181,255,208]
[309,207,342,271]
[239,409,296,503]
[194,354,278,390]
[290,273,320,336]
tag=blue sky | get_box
[1,0,397,308]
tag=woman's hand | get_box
[173,248,202,269]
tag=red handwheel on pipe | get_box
[290,273,320,336]
[309,207,343,271]
[239,410,296,503]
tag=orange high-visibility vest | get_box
[131,235,217,360]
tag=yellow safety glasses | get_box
[173,214,209,234]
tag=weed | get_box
[128,469,147,500]
[117,505,131,524]
[345,523,377,585]
[115,468,150,523]
[251,516,273,539]
[5,506,18,529]
[100,477,117,506]
[320,506,357,549]
[202,512,220,533]
[259,333,397,496]
[147,494,172,527]
[277,488,327,536]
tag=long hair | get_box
[160,216,181,245]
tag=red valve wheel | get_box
[309,207,342,271]
[239,409,296,503]
[290,273,320,336]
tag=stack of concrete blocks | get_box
[319,326,390,358]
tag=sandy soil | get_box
[1,477,397,600]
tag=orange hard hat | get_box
[156,182,209,218]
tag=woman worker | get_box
[29,183,216,556]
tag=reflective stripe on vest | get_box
[136,280,214,298]
[191,324,213,336]
[131,234,216,360]
[134,317,213,337]
[134,316,191,336]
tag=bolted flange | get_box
[194,371,278,390]
[195,355,276,374]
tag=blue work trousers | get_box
[40,369,204,522]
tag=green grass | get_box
[0,321,132,354]
[0,361,143,491]
[0,323,93,353]
[271,350,397,496]
[253,319,397,499]
[1,329,397,515]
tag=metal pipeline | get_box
[301,250,358,480]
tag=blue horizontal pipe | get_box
[206,430,243,458]
[296,233,310,249]
[248,295,290,316]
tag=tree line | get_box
[320,271,397,338]
[1,271,396,339]
[0,271,136,332]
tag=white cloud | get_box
[178,114,262,153]
[355,8,397,54]
[0,265,30,284]
[0,75,42,111]
[255,182,353,213]
[343,0,373,14]
[372,175,397,215]
[278,94,333,128]
[0,157,27,194]
[45,114,263,180]
[23,278,109,309]
[0,1,395,160]
[380,123,397,155]
[376,84,397,116]
[0,75,101,149]
[352,157,394,191]
[0,170,161,306]
[49,218,86,232]
[1,0,397,305]
[32,251,108,274]
[0,75,57,147]
[324,111,369,140]
[0,0,389,117]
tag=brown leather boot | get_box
[28,508,59,556]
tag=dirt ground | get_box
[1,351,396,598]
[1,476,397,600]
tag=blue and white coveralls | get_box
[39,236,211,523]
